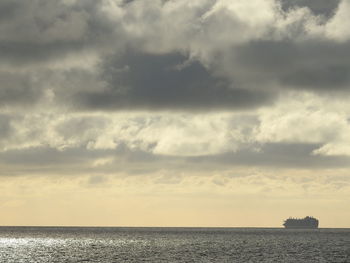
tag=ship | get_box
[283,216,319,229]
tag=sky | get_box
[1,0,350,227]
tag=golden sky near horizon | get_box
[1,166,349,227]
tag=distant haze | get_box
[0,0,349,228]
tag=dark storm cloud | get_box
[0,0,350,112]
[0,146,113,166]
[0,0,20,21]
[0,114,12,139]
[234,39,350,91]
[0,0,121,65]
[1,142,350,177]
[0,42,83,65]
[280,0,341,17]
[0,144,167,176]
[0,146,109,176]
[75,51,274,111]
[0,0,114,108]
[0,72,43,106]
[190,143,350,169]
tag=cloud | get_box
[2,91,350,178]
[191,143,350,169]
[0,72,44,108]
[280,0,341,17]
[0,114,12,140]
[1,0,350,112]
[2,141,350,178]
[1,0,350,177]
[325,0,350,41]
[75,51,275,111]
[0,0,124,66]
[232,39,350,91]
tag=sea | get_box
[0,227,349,262]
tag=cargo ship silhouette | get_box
[283,216,319,229]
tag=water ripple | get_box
[0,227,349,262]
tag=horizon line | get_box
[1,225,349,229]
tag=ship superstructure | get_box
[283,216,319,229]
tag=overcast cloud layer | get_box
[1,0,350,176]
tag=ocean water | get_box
[0,227,349,262]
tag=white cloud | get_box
[255,92,350,144]
[2,90,350,158]
[325,0,350,41]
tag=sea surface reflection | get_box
[0,227,349,262]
